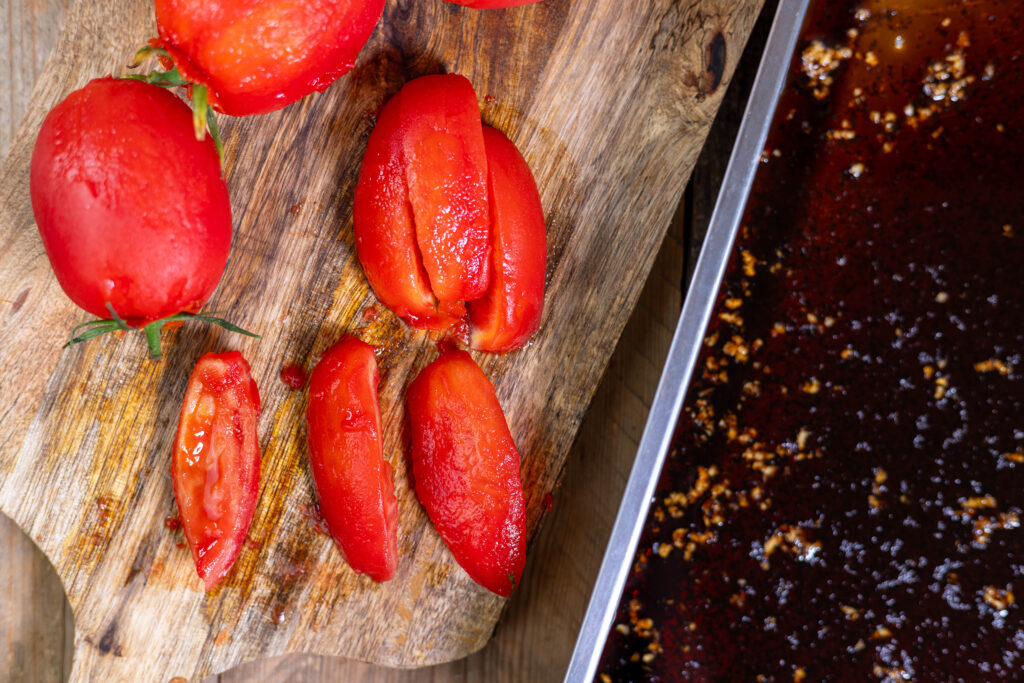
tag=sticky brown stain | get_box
[214,628,232,646]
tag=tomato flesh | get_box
[468,126,546,351]
[154,0,386,116]
[406,349,526,596]
[306,337,398,582]
[354,84,461,330]
[29,77,231,326]
[399,75,492,304]
[172,351,261,590]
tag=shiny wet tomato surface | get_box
[153,0,386,115]
[406,348,526,596]
[30,77,231,326]
[172,351,261,590]
[306,337,398,582]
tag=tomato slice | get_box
[171,351,261,590]
[354,83,462,331]
[468,126,546,352]
[399,74,492,304]
[406,348,526,596]
[306,337,398,582]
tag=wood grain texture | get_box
[0,0,763,680]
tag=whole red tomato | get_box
[172,351,261,590]
[152,0,386,116]
[30,77,231,335]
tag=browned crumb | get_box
[974,359,1011,375]
[983,586,1015,611]
[802,378,821,394]
[801,40,854,99]
[924,49,975,103]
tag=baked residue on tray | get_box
[599,1,1024,680]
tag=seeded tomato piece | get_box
[406,349,526,596]
[172,351,261,590]
[306,337,398,582]
[468,126,546,352]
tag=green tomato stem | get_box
[65,309,260,359]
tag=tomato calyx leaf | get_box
[65,305,260,359]
[123,45,224,162]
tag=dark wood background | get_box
[0,0,775,679]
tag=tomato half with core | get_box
[468,126,546,352]
[172,351,261,590]
[152,0,386,115]
[306,337,398,582]
[406,348,526,596]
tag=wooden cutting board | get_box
[0,0,761,680]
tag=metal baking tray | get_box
[564,0,810,678]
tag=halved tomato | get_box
[399,75,491,304]
[171,351,261,590]
[354,74,491,329]
[468,126,546,352]
[406,348,526,596]
[306,337,398,582]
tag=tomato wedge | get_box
[354,74,490,329]
[171,351,261,590]
[468,126,546,352]
[353,82,462,330]
[306,337,398,582]
[406,348,526,596]
[399,74,492,304]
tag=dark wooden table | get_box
[0,2,774,680]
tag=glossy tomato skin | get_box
[406,349,526,596]
[353,82,461,331]
[354,74,491,329]
[154,0,386,116]
[29,77,231,326]
[172,351,261,590]
[468,126,546,352]
[399,75,491,304]
[306,337,398,582]
[446,0,543,7]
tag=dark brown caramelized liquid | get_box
[599,1,1024,680]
